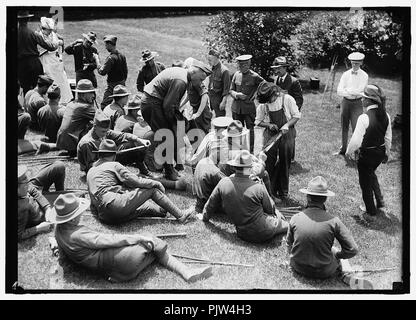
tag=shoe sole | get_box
[187,267,213,283]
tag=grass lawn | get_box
[17,15,404,291]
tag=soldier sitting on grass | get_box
[202,150,288,243]
[49,192,212,283]
[286,176,373,289]
[86,139,195,225]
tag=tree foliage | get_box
[295,10,404,74]
[204,10,310,78]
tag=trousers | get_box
[357,147,385,215]
[340,98,363,153]
[30,161,66,192]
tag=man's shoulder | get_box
[78,129,95,144]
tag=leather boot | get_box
[151,189,194,223]
[164,164,179,181]
[137,162,159,179]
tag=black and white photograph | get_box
[4,2,411,298]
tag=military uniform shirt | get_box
[98,49,128,83]
[136,61,166,92]
[230,70,264,114]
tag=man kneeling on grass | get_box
[49,192,212,283]
[86,139,194,225]
[202,150,288,243]
[286,176,372,289]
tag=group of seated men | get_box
[17,53,370,288]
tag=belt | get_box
[344,97,361,101]
[362,144,385,150]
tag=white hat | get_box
[348,52,365,61]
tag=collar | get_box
[306,201,326,210]
[351,68,361,75]
[280,73,288,81]
[366,104,378,111]
[212,62,221,70]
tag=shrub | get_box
[204,10,310,78]
[295,10,404,74]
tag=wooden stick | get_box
[136,216,177,221]
[279,206,302,210]
[156,232,187,238]
[172,253,254,267]
[345,267,397,274]
[182,260,255,268]
[116,146,146,155]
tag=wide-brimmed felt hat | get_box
[212,116,233,129]
[236,54,252,62]
[227,150,253,168]
[300,176,335,197]
[222,120,250,138]
[74,79,96,93]
[140,49,158,62]
[270,56,289,68]
[47,83,61,99]
[126,95,142,110]
[103,34,117,45]
[18,10,34,19]
[348,52,365,61]
[18,165,29,183]
[109,84,130,98]
[37,74,54,87]
[92,139,118,153]
[361,84,382,105]
[82,31,97,44]
[256,81,278,103]
[47,193,90,224]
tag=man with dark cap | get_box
[86,139,195,225]
[56,79,97,155]
[270,56,304,162]
[77,109,152,176]
[136,49,166,93]
[202,150,288,243]
[97,35,128,109]
[37,84,66,143]
[141,61,212,181]
[17,163,66,241]
[102,84,129,129]
[24,74,54,130]
[17,10,60,94]
[207,49,231,118]
[229,54,264,153]
[65,31,99,88]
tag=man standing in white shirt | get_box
[335,52,368,155]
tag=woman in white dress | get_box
[38,17,73,105]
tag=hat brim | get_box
[18,14,34,19]
[270,64,289,68]
[47,198,90,224]
[227,159,252,167]
[74,88,96,93]
[222,128,250,138]
[140,52,158,62]
[82,34,97,44]
[126,106,141,110]
[109,92,130,98]
[299,188,335,197]
[92,149,118,153]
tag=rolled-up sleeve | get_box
[285,95,301,119]
[255,104,268,125]
[346,114,368,155]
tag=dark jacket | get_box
[64,40,98,73]
[136,62,166,92]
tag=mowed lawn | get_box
[17,15,403,291]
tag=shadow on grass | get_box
[289,161,310,175]
[204,214,286,250]
[291,268,347,290]
[57,251,159,290]
[352,212,401,236]
[18,237,38,251]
